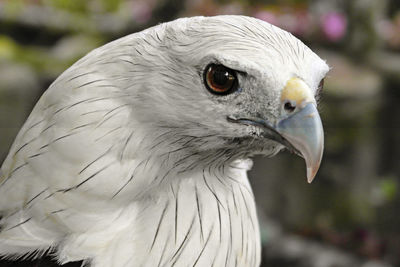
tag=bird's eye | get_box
[204,64,238,95]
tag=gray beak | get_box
[228,102,324,183]
[275,102,324,183]
[227,77,324,183]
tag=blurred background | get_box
[0,0,399,266]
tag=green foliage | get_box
[2,0,25,17]
[2,0,123,14]
[0,34,102,77]
[99,0,122,12]
[0,36,18,60]
[380,178,397,201]
[43,0,88,13]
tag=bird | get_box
[0,15,329,267]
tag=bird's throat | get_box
[101,160,262,267]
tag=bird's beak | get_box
[228,78,324,183]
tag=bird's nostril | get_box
[284,101,296,113]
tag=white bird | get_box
[0,15,328,267]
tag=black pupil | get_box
[284,101,296,112]
[213,68,229,86]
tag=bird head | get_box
[124,16,329,182]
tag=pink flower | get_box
[321,12,347,41]
[293,11,312,37]
[131,1,153,24]
[254,10,278,25]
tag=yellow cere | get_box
[281,77,314,106]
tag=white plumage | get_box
[0,15,329,266]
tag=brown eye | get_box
[204,64,238,95]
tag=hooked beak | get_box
[228,78,324,183]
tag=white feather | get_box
[0,15,328,266]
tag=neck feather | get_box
[93,160,261,267]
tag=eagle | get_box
[0,15,328,267]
